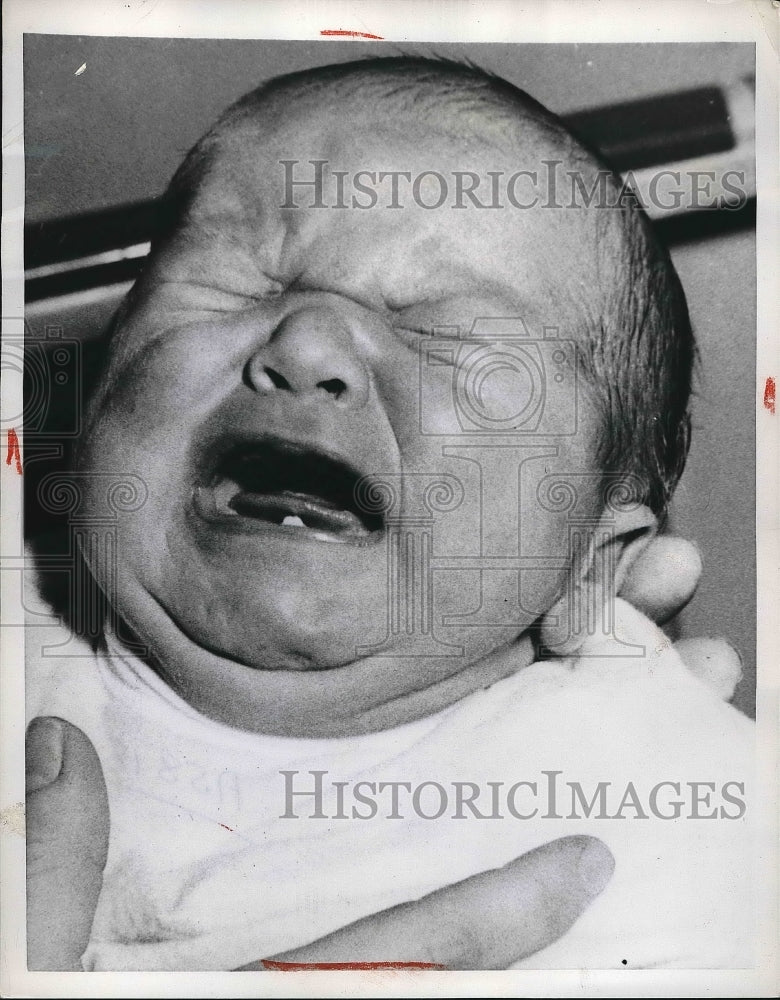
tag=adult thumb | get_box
[26,717,109,971]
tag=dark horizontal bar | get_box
[25,200,165,270]
[25,257,144,302]
[654,195,755,244]
[565,86,734,171]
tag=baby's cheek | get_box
[108,336,218,424]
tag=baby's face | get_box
[78,102,604,735]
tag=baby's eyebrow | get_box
[178,208,292,282]
[377,257,530,308]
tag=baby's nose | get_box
[244,306,369,407]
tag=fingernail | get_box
[577,839,615,899]
[26,717,65,793]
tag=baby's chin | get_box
[107,563,537,737]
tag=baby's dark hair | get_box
[167,55,694,517]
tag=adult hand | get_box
[619,536,742,699]
[26,716,613,971]
[26,718,109,971]
[619,535,702,624]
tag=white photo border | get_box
[2,1,777,997]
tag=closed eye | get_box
[393,324,433,337]
[389,292,524,343]
[152,279,284,313]
[393,320,461,341]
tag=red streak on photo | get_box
[5,428,22,474]
[261,959,446,971]
[320,29,384,40]
[218,823,234,832]
[764,376,776,415]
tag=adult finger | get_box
[26,717,110,971]
[673,637,743,701]
[240,835,614,971]
[619,536,702,624]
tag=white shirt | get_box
[26,595,754,971]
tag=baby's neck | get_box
[343,633,539,736]
[112,619,539,738]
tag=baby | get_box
[26,57,753,969]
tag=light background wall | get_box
[22,37,756,714]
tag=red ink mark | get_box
[218,823,234,832]
[5,429,22,474]
[320,29,384,40]
[261,959,445,971]
[764,376,776,415]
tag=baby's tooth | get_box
[282,515,306,527]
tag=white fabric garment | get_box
[26,596,754,971]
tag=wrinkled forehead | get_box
[150,97,606,320]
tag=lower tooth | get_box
[282,515,306,527]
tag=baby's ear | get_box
[539,499,657,656]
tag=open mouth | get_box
[192,438,384,544]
